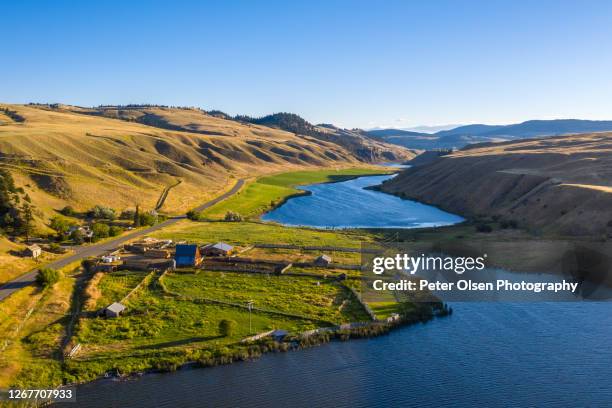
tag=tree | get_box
[92,223,110,240]
[88,205,116,220]
[109,225,124,237]
[218,319,237,337]
[224,211,243,222]
[49,216,74,240]
[133,205,141,227]
[36,267,61,288]
[186,210,201,221]
[139,212,157,226]
[70,228,84,244]
[18,201,35,241]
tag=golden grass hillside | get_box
[381,132,612,237]
[50,104,415,163]
[0,103,413,220]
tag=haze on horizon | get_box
[1,0,612,129]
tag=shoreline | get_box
[65,302,450,388]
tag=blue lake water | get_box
[61,174,612,408]
[262,174,464,228]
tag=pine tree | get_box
[133,204,141,227]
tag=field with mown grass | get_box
[200,168,392,220]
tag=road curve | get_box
[0,179,245,302]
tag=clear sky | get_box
[2,0,612,129]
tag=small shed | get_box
[175,244,202,266]
[104,302,126,318]
[24,244,42,259]
[314,254,332,267]
[270,329,288,342]
[201,242,234,257]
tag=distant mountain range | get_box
[366,119,612,150]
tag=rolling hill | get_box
[380,132,612,237]
[0,103,415,223]
[368,120,612,150]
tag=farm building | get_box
[24,244,42,259]
[175,244,202,266]
[104,302,126,318]
[201,242,234,256]
[314,254,332,266]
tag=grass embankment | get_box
[200,168,391,220]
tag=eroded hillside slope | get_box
[381,133,612,237]
[47,105,414,163]
[0,104,412,220]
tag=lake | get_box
[59,174,612,407]
[262,174,464,228]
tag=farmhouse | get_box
[24,244,42,259]
[104,302,126,318]
[175,244,202,266]
[201,242,234,257]
[314,254,332,266]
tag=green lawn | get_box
[201,168,390,220]
[163,271,370,324]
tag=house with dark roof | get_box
[201,242,234,257]
[174,244,202,267]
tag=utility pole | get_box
[247,300,254,334]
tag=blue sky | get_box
[2,0,612,129]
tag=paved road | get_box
[0,179,245,301]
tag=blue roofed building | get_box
[174,244,202,267]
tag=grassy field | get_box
[152,219,378,247]
[0,275,75,388]
[92,270,149,310]
[200,168,391,220]
[163,271,370,323]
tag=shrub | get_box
[36,268,61,288]
[224,211,243,222]
[92,223,110,240]
[186,210,201,221]
[60,206,76,216]
[88,205,116,220]
[139,212,158,226]
[108,226,124,237]
[219,319,237,337]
